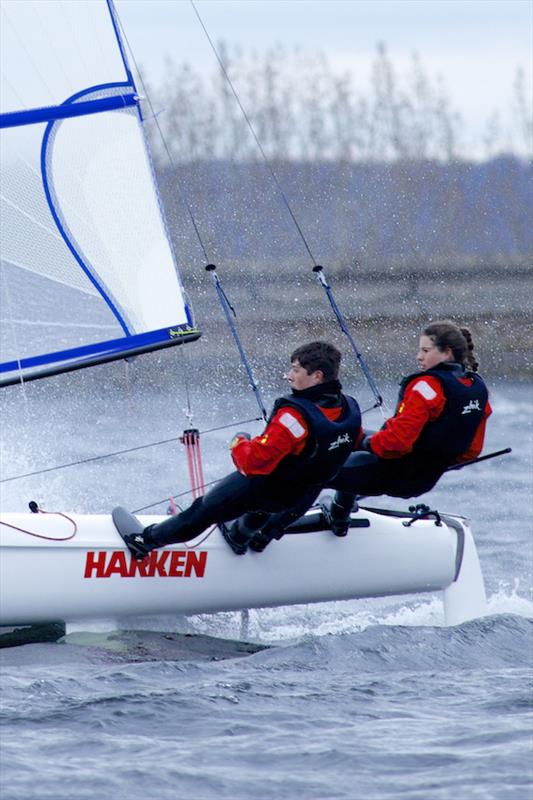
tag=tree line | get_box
[143,42,532,164]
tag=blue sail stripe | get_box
[0,94,137,129]
[40,82,139,336]
[0,326,199,375]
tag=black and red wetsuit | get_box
[329,362,491,499]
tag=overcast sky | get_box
[116,0,532,156]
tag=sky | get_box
[116,0,532,157]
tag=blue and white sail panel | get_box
[0,0,199,387]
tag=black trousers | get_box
[148,471,321,546]
[327,451,446,499]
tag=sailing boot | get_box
[112,506,159,561]
[220,510,272,555]
[123,527,157,560]
[113,500,204,561]
[321,492,357,537]
[249,500,317,553]
[220,520,252,556]
[248,529,277,553]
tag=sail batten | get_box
[0,93,138,129]
[0,325,201,388]
[1,0,199,386]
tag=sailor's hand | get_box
[230,431,251,449]
[358,435,373,452]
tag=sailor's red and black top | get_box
[231,381,363,484]
[369,362,491,466]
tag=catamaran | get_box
[0,0,487,635]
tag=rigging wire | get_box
[206,265,267,420]
[132,482,220,515]
[0,416,263,484]
[189,0,385,412]
[313,265,384,410]
[189,0,317,267]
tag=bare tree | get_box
[144,40,529,164]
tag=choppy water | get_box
[0,375,532,800]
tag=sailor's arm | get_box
[368,376,445,459]
[230,408,309,476]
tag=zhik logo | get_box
[461,399,481,415]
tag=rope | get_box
[0,507,77,541]
[132,478,222,514]
[181,429,206,498]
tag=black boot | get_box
[248,529,277,553]
[123,526,158,560]
[219,520,251,555]
[112,506,158,561]
[321,493,356,537]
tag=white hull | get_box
[0,506,486,627]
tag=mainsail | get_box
[0,0,200,387]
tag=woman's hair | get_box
[423,320,479,372]
[290,341,341,381]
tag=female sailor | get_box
[324,320,492,536]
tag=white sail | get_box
[0,0,199,386]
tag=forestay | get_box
[0,0,199,387]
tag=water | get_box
[0,375,532,800]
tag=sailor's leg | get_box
[333,452,448,500]
[248,488,321,552]
[145,472,255,547]
[328,452,382,493]
[321,452,386,535]
[219,476,319,555]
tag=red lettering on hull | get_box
[84,550,207,578]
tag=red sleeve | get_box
[370,376,446,459]
[456,399,492,462]
[231,407,309,476]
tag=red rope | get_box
[180,428,206,499]
[181,524,217,549]
[0,508,77,541]
[192,433,205,495]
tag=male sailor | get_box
[117,341,362,558]
[322,320,492,536]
